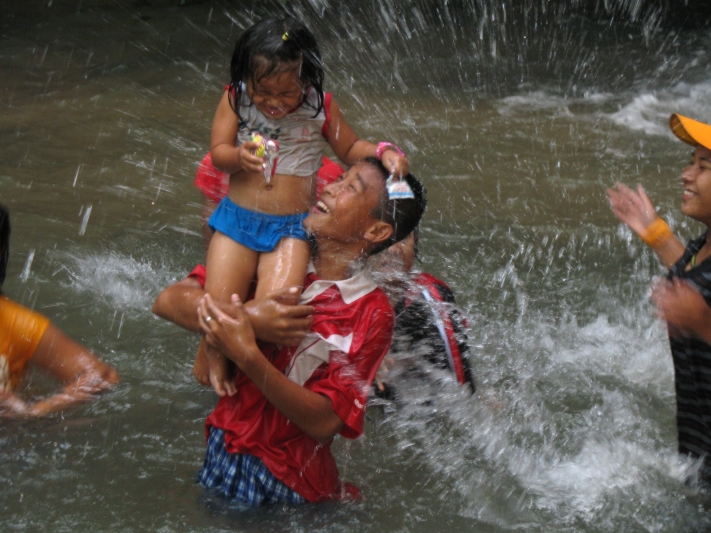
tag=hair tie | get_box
[282,32,289,41]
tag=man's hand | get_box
[652,278,711,342]
[245,287,314,346]
[375,356,394,392]
[199,294,260,368]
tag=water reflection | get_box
[2,0,711,531]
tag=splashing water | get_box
[2,1,711,532]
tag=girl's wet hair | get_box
[228,17,325,118]
[0,204,10,288]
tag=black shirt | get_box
[668,231,711,480]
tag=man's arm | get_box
[153,277,314,344]
[152,277,204,331]
[198,294,343,444]
[1,323,119,417]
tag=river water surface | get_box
[2,1,711,531]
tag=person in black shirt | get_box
[608,113,711,486]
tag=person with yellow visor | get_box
[0,205,119,417]
[608,114,711,487]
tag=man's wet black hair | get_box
[364,157,427,256]
[228,17,325,119]
[0,204,10,289]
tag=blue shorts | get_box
[197,427,306,507]
[208,196,309,253]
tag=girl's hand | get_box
[198,294,260,368]
[237,141,266,174]
[0,391,29,418]
[607,182,659,236]
[380,149,410,178]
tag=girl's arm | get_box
[1,324,119,417]
[607,182,685,269]
[327,99,410,177]
[210,92,263,175]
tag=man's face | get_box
[681,145,711,225]
[304,162,386,243]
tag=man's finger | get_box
[272,286,301,305]
[284,317,313,329]
[283,305,314,318]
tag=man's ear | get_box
[364,220,393,246]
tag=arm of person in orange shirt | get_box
[0,323,119,417]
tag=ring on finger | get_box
[205,316,213,323]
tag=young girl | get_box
[199,17,409,396]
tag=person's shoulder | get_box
[347,282,391,312]
[412,272,456,304]
[414,272,448,290]
[351,285,393,331]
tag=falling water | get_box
[2,0,711,531]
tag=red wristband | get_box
[376,142,405,160]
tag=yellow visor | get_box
[669,113,711,151]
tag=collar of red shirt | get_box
[300,263,378,305]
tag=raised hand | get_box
[380,149,410,178]
[606,182,659,236]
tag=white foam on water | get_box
[379,280,696,530]
[609,79,711,139]
[58,251,179,311]
[496,90,614,116]
[553,313,673,392]
[527,437,693,520]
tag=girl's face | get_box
[247,66,304,120]
[681,144,711,225]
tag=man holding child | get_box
[154,158,425,505]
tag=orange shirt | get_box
[0,295,50,392]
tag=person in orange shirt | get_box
[0,205,119,417]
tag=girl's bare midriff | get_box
[228,170,316,215]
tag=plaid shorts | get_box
[197,427,306,507]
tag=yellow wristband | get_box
[640,218,672,248]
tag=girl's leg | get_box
[255,237,312,302]
[196,231,259,396]
[201,195,218,255]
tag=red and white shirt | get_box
[205,266,394,502]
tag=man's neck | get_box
[311,240,368,281]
